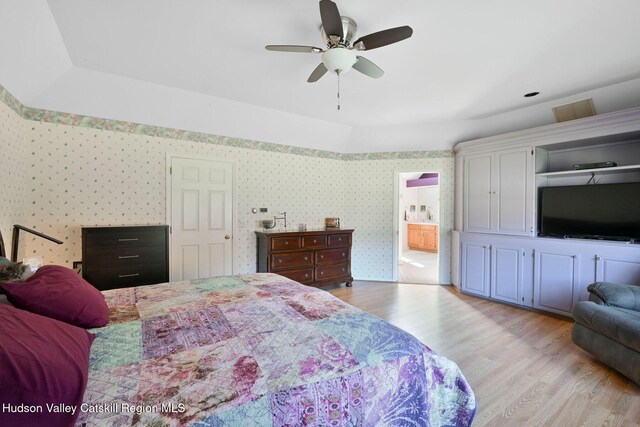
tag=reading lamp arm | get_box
[11,225,63,262]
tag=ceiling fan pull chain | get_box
[337,70,341,110]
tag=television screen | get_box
[539,182,640,241]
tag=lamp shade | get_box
[321,48,357,73]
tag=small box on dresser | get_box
[256,229,353,287]
[82,225,169,290]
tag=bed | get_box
[0,230,475,426]
[78,273,476,426]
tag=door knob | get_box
[225,235,231,239]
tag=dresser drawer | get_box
[84,264,168,291]
[315,247,350,265]
[316,263,350,280]
[271,237,301,251]
[328,233,351,247]
[271,251,313,270]
[84,245,166,267]
[278,268,314,284]
[84,227,167,248]
[302,235,327,248]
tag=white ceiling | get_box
[1,0,640,152]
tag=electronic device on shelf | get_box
[572,161,617,170]
[538,182,640,242]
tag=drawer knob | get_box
[118,238,139,242]
[118,273,139,278]
[313,239,317,243]
[320,255,324,259]
[118,255,139,259]
[285,241,289,245]
[342,253,345,257]
[304,256,308,261]
[305,273,309,278]
[278,259,282,263]
[320,271,324,275]
[342,268,345,272]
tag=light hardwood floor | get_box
[328,281,640,426]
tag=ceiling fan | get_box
[265,0,413,84]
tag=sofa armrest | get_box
[587,282,640,311]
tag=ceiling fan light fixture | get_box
[321,48,357,73]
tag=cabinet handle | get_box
[118,255,139,259]
[313,239,317,243]
[304,256,308,261]
[118,238,139,242]
[285,241,289,245]
[342,268,345,272]
[342,253,346,257]
[320,255,324,259]
[595,255,601,261]
[338,238,342,241]
[118,273,139,278]
[305,273,309,278]
[320,271,324,275]
[278,259,282,263]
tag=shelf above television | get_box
[536,163,640,178]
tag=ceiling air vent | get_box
[552,98,596,122]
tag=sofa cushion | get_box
[572,301,640,353]
[587,282,640,311]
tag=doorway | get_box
[395,171,440,284]
[168,157,234,281]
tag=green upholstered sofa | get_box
[571,282,640,385]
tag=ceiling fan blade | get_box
[353,26,413,50]
[307,63,328,83]
[319,0,344,40]
[265,45,323,53]
[353,56,384,79]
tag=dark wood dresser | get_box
[82,225,169,290]
[256,229,353,287]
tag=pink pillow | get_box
[0,304,94,427]
[0,265,109,328]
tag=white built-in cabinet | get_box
[454,106,640,317]
[460,242,490,297]
[464,147,534,236]
[533,246,580,316]
[491,244,524,306]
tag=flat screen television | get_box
[538,182,640,242]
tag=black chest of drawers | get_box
[82,225,169,290]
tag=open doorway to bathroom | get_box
[396,172,440,284]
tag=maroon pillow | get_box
[0,305,94,427]
[0,265,109,328]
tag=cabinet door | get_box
[494,148,533,235]
[422,226,438,252]
[490,245,523,305]
[461,242,490,297]
[534,249,580,316]
[595,251,640,285]
[408,226,421,249]
[464,154,493,232]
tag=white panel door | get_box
[534,249,580,316]
[491,245,523,305]
[464,154,493,233]
[170,158,233,281]
[495,148,533,235]
[461,242,490,297]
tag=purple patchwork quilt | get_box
[78,274,476,426]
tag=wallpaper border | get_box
[0,84,453,161]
